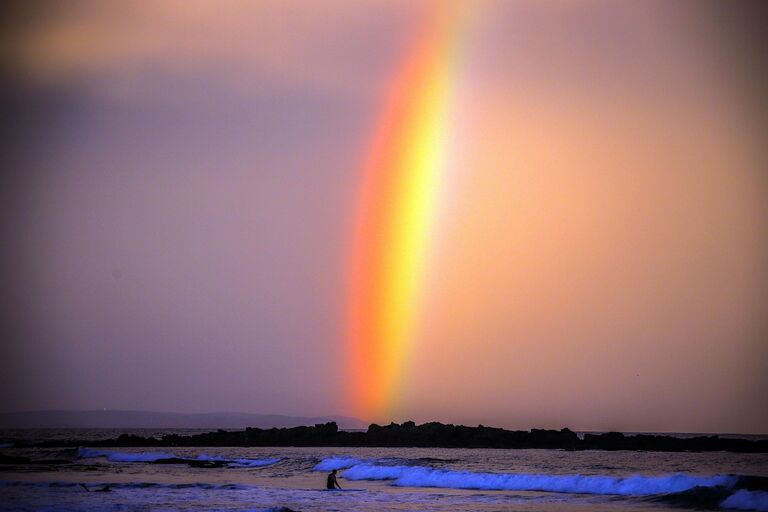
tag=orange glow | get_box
[346,4,464,420]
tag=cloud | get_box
[4,0,418,101]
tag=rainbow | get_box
[347,4,467,420]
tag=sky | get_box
[1,0,767,434]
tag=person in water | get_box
[326,469,342,490]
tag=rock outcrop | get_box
[16,421,767,453]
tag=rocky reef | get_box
[15,421,768,452]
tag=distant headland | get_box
[17,421,768,453]
[0,410,367,430]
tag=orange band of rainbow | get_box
[347,4,466,420]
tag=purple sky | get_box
[1,1,767,433]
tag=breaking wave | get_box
[646,486,768,511]
[312,455,455,472]
[312,457,363,471]
[195,454,281,468]
[721,490,768,512]
[339,462,736,496]
[77,448,173,462]
[77,448,280,467]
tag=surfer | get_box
[326,469,342,490]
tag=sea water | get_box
[1,430,767,511]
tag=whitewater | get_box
[1,439,767,511]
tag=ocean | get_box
[1,429,767,511]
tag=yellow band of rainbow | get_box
[347,3,467,420]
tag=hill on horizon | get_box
[0,410,368,430]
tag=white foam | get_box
[341,464,737,496]
[77,447,173,462]
[343,463,409,480]
[313,457,363,471]
[228,457,282,468]
[77,448,279,467]
[194,453,280,467]
[721,490,768,512]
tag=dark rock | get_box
[0,454,30,464]
[21,421,768,453]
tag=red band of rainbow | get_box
[347,4,467,420]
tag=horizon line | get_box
[1,410,765,437]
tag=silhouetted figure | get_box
[326,469,342,490]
